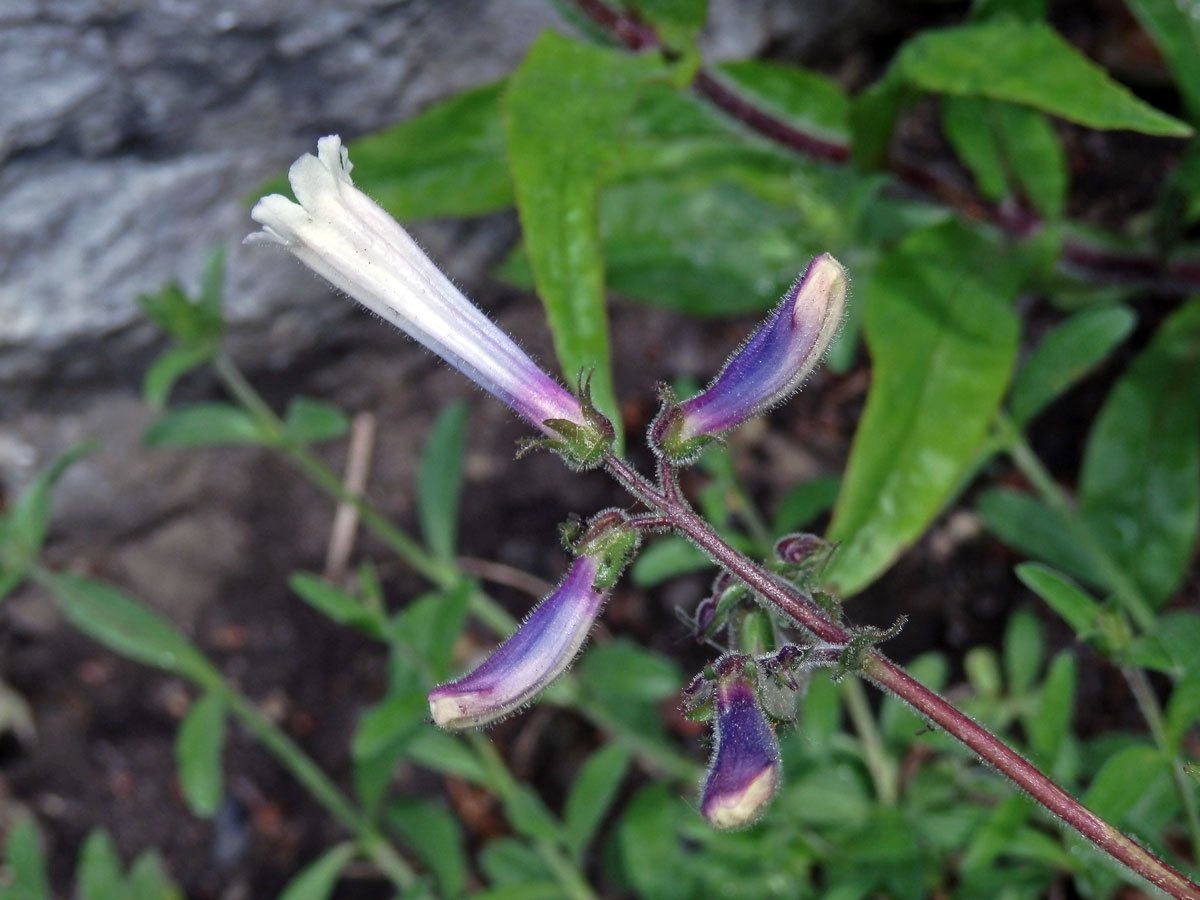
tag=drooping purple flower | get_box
[428,555,606,729]
[654,254,847,462]
[700,657,781,829]
[246,135,584,437]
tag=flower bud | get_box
[700,656,781,830]
[653,254,847,463]
[428,555,606,729]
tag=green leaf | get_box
[976,489,1103,587]
[352,690,427,814]
[895,19,1191,136]
[43,573,219,687]
[625,0,708,39]
[289,573,386,640]
[941,96,1009,201]
[126,851,181,900]
[142,345,213,410]
[1125,0,1200,122]
[772,475,841,534]
[991,103,1067,218]
[1166,678,1200,753]
[1078,299,1200,607]
[630,535,710,587]
[713,60,850,142]
[618,784,691,900]
[175,693,226,819]
[1015,563,1103,640]
[76,830,125,900]
[277,843,356,900]
[825,222,1022,595]
[143,404,270,448]
[479,839,553,887]
[1,440,96,582]
[3,817,51,900]
[283,397,349,445]
[402,729,491,786]
[504,33,663,436]
[417,403,468,561]
[346,81,513,220]
[563,742,631,860]
[138,252,224,348]
[504,786,563,846]
[1009,305,1136,426]
[1081,745,1164,821]
[1028,651,1076,768]
[1003,607,1045,696]
[386,800,467,898]
[579,640,681,704]
[390,581,472,682]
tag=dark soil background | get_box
[2,1,1197,897]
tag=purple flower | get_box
[428,555,607,729]
[654,254,847,462]
[246,136,584,437]
[700,658,781,829]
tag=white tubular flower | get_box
[245,135,584,435]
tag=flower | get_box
[700,656,781,829]
[653,254,847,462]
[428,555,608,729]
[245,135,584,437]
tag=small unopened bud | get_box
[652,254,847,463]
[428,555,606,729]
[700,656,781,830]
[773,533,836,589]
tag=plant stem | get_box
[219,687,422,892]
[467,733,599,900]
[603,452,1200,900]
[840,677,899,805]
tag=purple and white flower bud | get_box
[653,254,847,462]
[428,555,606,729]
[700,656,781,830]
[246,136,585,438]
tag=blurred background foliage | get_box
[4,0,1200,897]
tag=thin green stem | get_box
[219,687,422,892]
[467,733,599,900]
[993,412,1157,632]
[1124,666,1200,863]
[841,677,899,805]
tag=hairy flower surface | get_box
[246,135,583,435]
[700,660,781,829]
[428,555,607,729]
[655,254,847,461]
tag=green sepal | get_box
[519,371,615,470]
[648,387,714,465]
[567,509,642,590]
[833,615,908,682]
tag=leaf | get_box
[1125,0,1200,122]
[1,440,96,581]
[579,640,681,705]
[386,800,467,898]
[43,573,219,687]
[630,535,710,587]
[976,488,1103,587]
[991,103,1067,218]
[390,581,472,682]
[824,222,1022,595]
[563,742,631,860]
[347,81,513,220]
[126,851,182,900]
[941,96,1009,201]
[1003,607,1045,696]
[3,817,51,900]
[175,693,226,819]
[1015,563,1103,640]
[142,345,213,410]
[1079,299,1200,607]
[416,403,467,561]
[1009,305,1136,426]
[283,397,349,445]
[76,830,125,900]
[712,60,850,143]
[504,786,563,846]
[289,572,386,640]
[352,691,427,814]
[402,729,491,786]
[277,843,356,900]
[143,404,270,448]
[618,784,691,900]
[1081,745,1164,822]
[479,839,552,887]
[772,475,841,534]
[504,33,663,436]
[624,0,708,39]
[1028,651,1076,769]
[137,251,224,347]
[895,19,1191,136]
[1166,677,1200,753]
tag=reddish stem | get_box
[604,453,1200,899]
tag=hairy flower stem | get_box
[604,453,1200,899]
